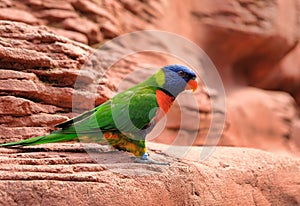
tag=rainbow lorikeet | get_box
[0,65,198,164]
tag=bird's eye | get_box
[178,71,184,76]
[178,71,189,78]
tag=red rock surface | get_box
[0,21,113,143]
[156,0,300,155]
[0,0,300,204]
[223,88,300,156]
[0,0,163,45]
[0,143,299,205]
[0,0,298,156]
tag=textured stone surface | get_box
[0,21,113,143]
[223,88,299,156]
[179,0,298,87]
[0,8,39,24]
[0,0,164,45]
[0,0,298,154]
[0,1,300,204]
[0,144,299,205]
[291,119,300,150]
[258,41,300,105]
[62,17,103,45]
[155,0,300,155]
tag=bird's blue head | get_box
[164,64,197,82]
[161,64,198,97]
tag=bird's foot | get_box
[133,153,170,165]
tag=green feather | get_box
[0,69,164,147]
[153,69,165,86]
[0,132,78,146]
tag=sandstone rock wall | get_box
[0,0,164,45]
[0,0,300,205]
[0,21,113,143]
[0,143,299,205]
[0,0,299,155]
[157,0,300,155]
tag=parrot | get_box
[0,64,198,164]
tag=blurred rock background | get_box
[0,1,300,205]
[0,0,299,157]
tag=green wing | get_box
[88,87,158,133]
[0,87,159,146]
[59,86,159,136]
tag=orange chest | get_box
[156,90,175,113]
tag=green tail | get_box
[0,131,78,147]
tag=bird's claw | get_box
[134,153,170,165]
[134,157,170,165]
[141,152,149,160]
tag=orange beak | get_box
[186,79,198,92]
